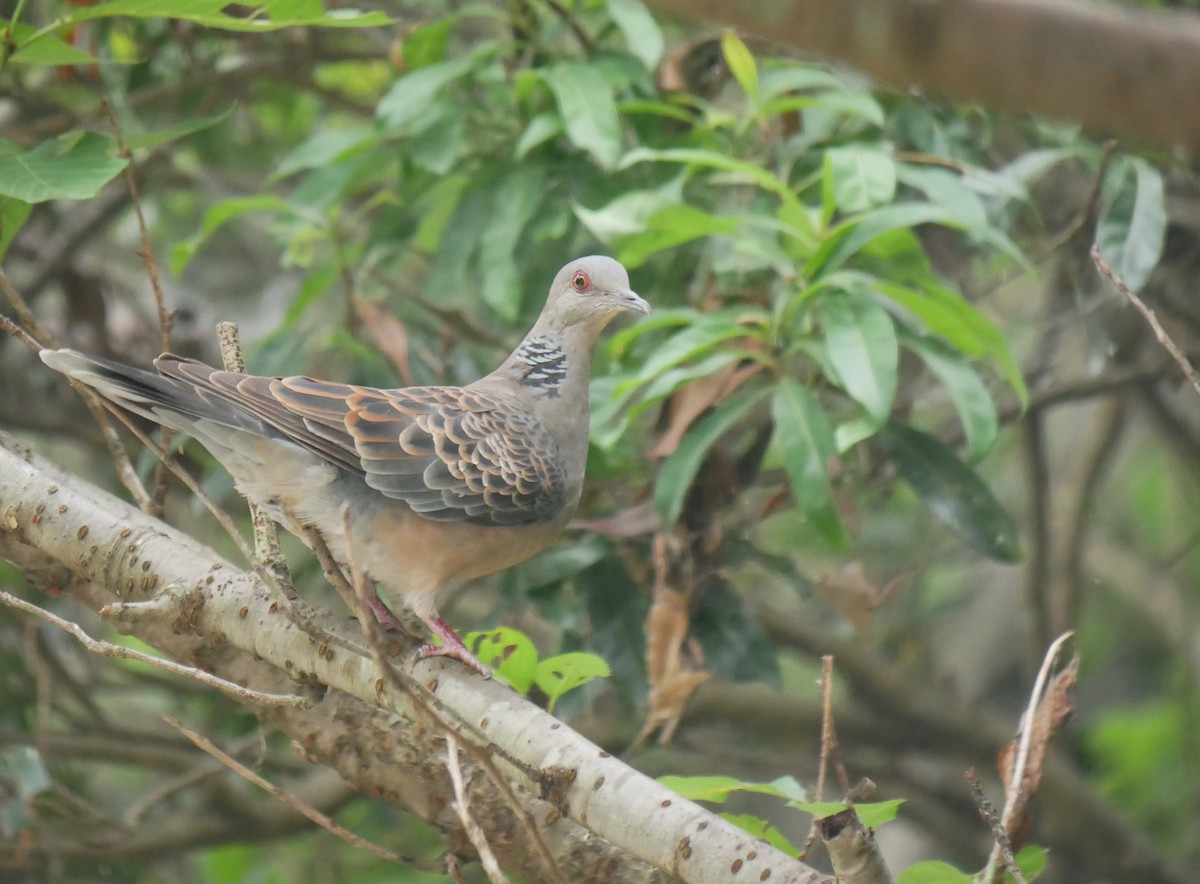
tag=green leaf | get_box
[71,0,390,30]
[621,147,797,207]
[544,62,623,169]
[721,31,758,102]
[574,175,685,243]
[807,202,952,278]
[788,798,903,828]
[1096,156,1166,293]
[896,163,987,231]
[634,313,758,391]
[273,125,377,179]
[0,198,32,262]
[376,53,477,133]
[897,860,972,884]
[8,25,96,65]
[772,380,845,544]
[607,0,664,70]
[659,774,800,803]
[172,195,292,274]
[822,293,898,426]
[515,112,563,159]
[880,423,1020,562]
[618,203,739,267]
[0,133,127,203]
[720,814,799,856]
[1013,845,1048,881]
[534,652,611,713]
[478,166,545,321]
[876,281,1027,407]
[465,627,538,694]
[906,335,998,462]
[120,107,233,151]
[655,387,772,527]
[824,145,897,213]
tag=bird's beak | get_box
[613,289,651,315]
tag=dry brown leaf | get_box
[815,561,901,639]
[648,360,762,458]
[354,296,413,385]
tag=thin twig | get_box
[102,98,174,515]
[217,321,290,587]
[966,768,1027,884]
[0,590,311,707]
[1092,244,1200,399]
[163,715,412,867]
[445,733,507,884]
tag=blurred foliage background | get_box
[1,1,1198,882]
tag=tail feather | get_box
[39,348,273,438]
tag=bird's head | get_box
[544,256,650,332]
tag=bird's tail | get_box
[39,348,272,438]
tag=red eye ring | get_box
[571,271,591,292]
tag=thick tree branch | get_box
[0,431,829,884]
[653,0,1200,152]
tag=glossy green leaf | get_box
[545,62,623,169]
[465,627,538,694]
[0,133,127,203]
[534,652,611,712]
[907,335,998,461]
[772,380,844,544]
[825,145,896,213]
[822,294,898,426]
[608,0,664,70]
[897,861,972,884]
[876,281,1027,407]
[721,31,758,102]
[634,313,758,388]
[880,423,1020,562]
[655,387,772,526]
[807,201,953,277]
[1096,156,1166,293]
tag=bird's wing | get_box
[161,356,568,527]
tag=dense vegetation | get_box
[1,2,1197,882]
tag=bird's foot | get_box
[416,617,491,677]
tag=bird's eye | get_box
[571,271,591,292]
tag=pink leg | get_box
[416,616,491,678]
[363,590,406,633]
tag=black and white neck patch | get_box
[514,336,567,393]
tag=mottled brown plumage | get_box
[41,257,649,674]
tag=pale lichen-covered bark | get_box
[0,431,830,884]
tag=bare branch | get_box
[0,589,311,707]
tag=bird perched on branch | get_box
[41,256,649,675]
